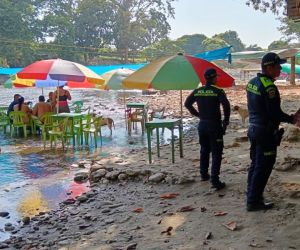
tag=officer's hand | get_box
[222,120,229,134]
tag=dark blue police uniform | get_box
[185,70,230,189]
[246,73,294,208]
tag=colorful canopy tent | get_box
[100,68,135,90]
[281,63,300,74]
[123,53,234,116]
[194,46,232,63]
[17,59,104,113]
[4,75,35,88]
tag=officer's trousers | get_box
[247,126,277,205]
[198,122,224,184]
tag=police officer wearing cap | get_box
[185,68,231,190]
[246,52,297,211]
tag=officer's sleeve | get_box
[219,90,231,125]
[264,86,294,124]
[184,90,199,117]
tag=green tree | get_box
[246,0,286,14]
[142,38,182,61]
[110,0,176,63]
[245,44,263,51]
[0,0,38,67]
[75,0,116,62]
[201,38,228,52]
[278,17,300,42]
[36,0,80,61]
[175,34,207,54]
[268,40,289,50]
[213,31,245,52]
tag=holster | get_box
[274,128,284,146]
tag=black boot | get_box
[211,181,226,190]
[247,202,274,212]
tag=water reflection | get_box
[18,190,48,218]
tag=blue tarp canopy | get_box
[194,46,232,63]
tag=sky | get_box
[169,0,283,48]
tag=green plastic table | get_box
[51,113,83,147]
[145,119,183,164]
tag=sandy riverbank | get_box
[1,86,300,250]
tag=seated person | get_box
[13,97,32,124]
[47,92,55,111]
[32,95,52,122]
[7,94,21,115]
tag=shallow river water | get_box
[0,87,179,241]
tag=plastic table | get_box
[145,119,183,164]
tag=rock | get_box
[125,169,140,177]
[283,126,300,142]
[149,173,165,183]
[104,219,114,225]
[0,212,9,217]
[0,243,9,249]
[58,240,70,246]
[63,198,76,205]
[90,169,107,182]
[102,208,111,214]
[85,190,97,198]
[115,159,124,164]
[125,243,138,250]
[22,217,30,225]
[4,224,15,232]
[74,172,89,182]
[140,169,152,176]
[77,195,88,203]
[105,171,120,181]
[79,224,91,230]
[276,157,300,171]
[177,176,195,185]
[102,178,110,184]
[118,173,127,181]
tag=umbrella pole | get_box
[180,90,183,119]
[57,80,59,114]
[124,91,127,130]
[42,88,44,96]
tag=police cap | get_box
[204,68,218,80]
[261,52,287,67]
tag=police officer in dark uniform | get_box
[185,68,231,190]
[246,52,296,211]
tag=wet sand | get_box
[1,86,300,250]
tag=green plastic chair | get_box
[0,113,10,134]
[83,117,103,148]
[74,114,92,145]
[32,112,54,146]
[9,111,30,138]
[71,101,84,113]
[48,117,73,150]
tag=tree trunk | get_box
[124,47,129,64]
[290,56,296,85]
